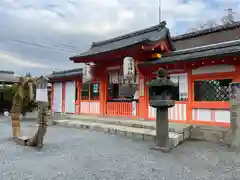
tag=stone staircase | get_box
[52,115,192,148]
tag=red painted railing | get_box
[106,102,133,116]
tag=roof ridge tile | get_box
[92,21,166,47]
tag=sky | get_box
[0,0,239,76]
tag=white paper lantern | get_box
[123,57,135,80]
[82,65,92,83]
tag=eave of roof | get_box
[48,68,82,79]
[142,39,240,65]
[37,75,49,81]
[172,21,240,41]
[0,71,18,83]
[92,21,167,47]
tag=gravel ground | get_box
[0,119,240,180]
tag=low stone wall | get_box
[190,125,231,145]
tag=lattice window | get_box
[194,79,232,101]
[168,85,180,101]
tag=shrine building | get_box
[49,21,240,128]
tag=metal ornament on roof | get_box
[123,57,135,81]
[82,65,92,83]
[36,76,49,103]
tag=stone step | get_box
[62,115,192,140]
[53,120,184,147]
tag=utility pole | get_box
[158,0,162,24]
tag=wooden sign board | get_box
[139,78,144,96]
[36,89,48,102]
[36,76,49,102]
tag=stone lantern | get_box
[147,68,176,152]
[229,82,240,148]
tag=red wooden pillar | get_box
[144,75,150,119]
[62,82,66,113]
[187,68,193,123]
[136,63,149,119]
[138,73,147,118]
[100,71,108,116]
[78,80,81,114]
[51,82,54,114]
[75,80,81,114]
[78,80,82,114]
[234,64,240,82]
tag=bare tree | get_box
[205,19,219,28]
[187,8,236,33]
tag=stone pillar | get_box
[156,108,170,148]
[230,100,240,148]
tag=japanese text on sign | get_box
[123,57,135,80]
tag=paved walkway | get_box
[0,120,240,180]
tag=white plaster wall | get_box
[80,102,89,114]
[89,102,100,114]
[53,82,62,113]
[148,103,187,121]
[192,108,230,123]
[80,102,100,114]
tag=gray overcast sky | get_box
[0,0,239,76]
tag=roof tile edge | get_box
[91,21,167,47]
[51,68,82,75]
[172,21,240,41]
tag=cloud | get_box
[0,52,46,68]
[0,0,239,76]
[0,51,48,75]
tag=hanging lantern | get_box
[123,57,135,81]
[151,53,161,59]
[82,65,92,83]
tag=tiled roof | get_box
[70,21,173,59]
[172,21,240,41]
[172,21,240,50]
[48,68,82,79]
[143,39,240,65]
[0,71,18,83]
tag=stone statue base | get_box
[151,145,172,153]
[13,136,31,146]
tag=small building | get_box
[48,68,82,114]
[50,21,240,127]
[0,71,18,84]
[0,71,18,112]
